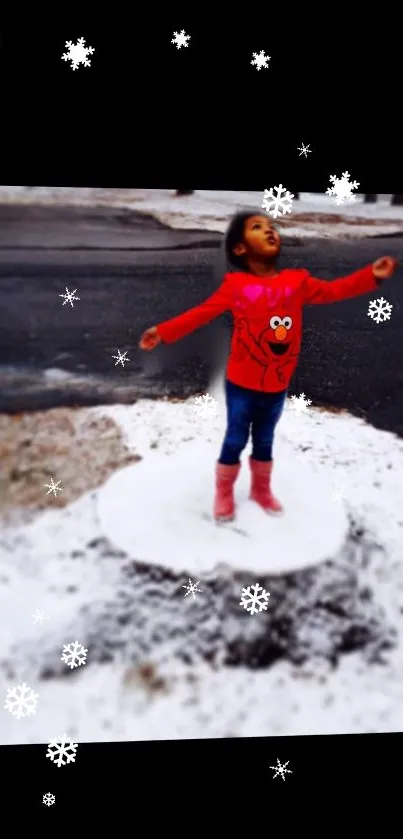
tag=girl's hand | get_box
[139,326,161,350]
[372,256,398,279]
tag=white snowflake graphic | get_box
[298,142,312,157]
[182,578,202,600]
[32,609,49,625]
[326,171,359,205]
[4,682,39,719]
[112,349,130,367]
[262,185,294,219]
[251,50,270,70]
[290,393,312,415]
[171,30,190,49]
[62,38,94,70]
[270,758,292,781]
[46,734,78,767]
[367,297,393,324]
[193,392,219,419]
[42,793,55,807]
[61,640,88,670]
[44,478,63,497]
[240,583,270,615]
[59,287,80,307]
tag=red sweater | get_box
[157,265,381,393]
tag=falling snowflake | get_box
[262,185,294,219]
[42,793,55,807]
[59,287,80,307]
[62,38,94,70]
[290,393,312,415]
[4,682,39,719]
[182,578,202,600]
[367,297,393,324]
[61,640,88,670]
[270,758,292,781]
[112,349,130,367]
[326,171,359,205]
[332,485,346,503]
[46,734,78,767]
[298,142,312,157]
[251,50,270,70]
[171,30,190,49]
[32,609,49,625]
[193,392,219,419]
[44,478,63,497]
[240,583,270,615]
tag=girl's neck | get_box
[246,259,279,278]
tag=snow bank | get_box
[1,187,402,239]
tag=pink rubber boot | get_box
[213,462,241,522]
[249,457,284,515]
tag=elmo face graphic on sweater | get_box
[260,314,293,357]
[232,284,299,388]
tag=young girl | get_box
[139,211,397,523]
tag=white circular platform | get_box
[97,438,348,577]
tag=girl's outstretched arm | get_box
[155,275,233,344]
[301,257,397,306]
[139,326,161,350]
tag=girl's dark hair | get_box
[224,211,254,271]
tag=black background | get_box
[0,16,401,189]
[0,15,401,822]
[4,733,403,822]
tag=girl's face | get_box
[233,215,281,263]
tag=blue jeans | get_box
[218,379,287,465]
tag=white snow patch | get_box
[97,426,347,577]
[0,492,122,655]
[43,368,73,381]
[3,651,403,745]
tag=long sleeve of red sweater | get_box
[156,276,233,344]
[156,264,382,347]
[301,264,381,305]
[153,263,388,394]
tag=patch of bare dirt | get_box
[0,407,140,516]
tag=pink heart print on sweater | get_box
[241,284,265,303]
[235,284,294,312]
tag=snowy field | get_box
[1,187,403,239]
[1,377,403,745]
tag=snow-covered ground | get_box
[1,382,403,745]
[1,187,403,239]
[97,377,347,576]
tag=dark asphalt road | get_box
[0,204,402,436]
